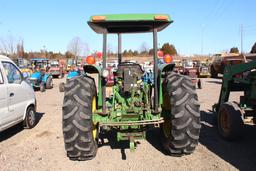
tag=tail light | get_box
[163,54,173,64]
[86,56,96,65]
[157,50,164,58]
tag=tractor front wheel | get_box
[217,102,244,140]
[161,72,201,156]
[46,76,53,89]
[62,75,97,161]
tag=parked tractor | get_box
[213,58,256,140]
[29,58,53,92]
[196,60,211,78]
[59,66,81,92]
[180,59,202,89]
[66,59,75,72]
[14,58,33,78]
[62,14,201,161]
[48,60,65,78]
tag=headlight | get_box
[102,69,109,78]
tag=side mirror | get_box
[22,72,29,80]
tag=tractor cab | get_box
[62,14,201,161]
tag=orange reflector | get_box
[163,54,173,64]
[92,16,106,21]
[154,15,168,21]
[157,50,164,58]
[86,56,96,65]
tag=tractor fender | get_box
[67,71,80,79]
[30,71,41,80]
[83,65,102,75]
[158,63,175,74]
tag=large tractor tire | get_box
[46,76,53,89]
[62,75,97,161]
[161,72,201,156]
[210,66,218,78]
[217,102,244,140]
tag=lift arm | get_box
[215,60,256,113]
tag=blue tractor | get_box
[29,58,53,92]
[59,69,80,92]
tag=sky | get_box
[0,0,256,56]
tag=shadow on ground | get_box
[98,130,130,160]
[0,112,45,142]
[98,128,167,160]
[200,110,256,170]
[206,79,222,85]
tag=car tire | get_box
[23,106,37,129]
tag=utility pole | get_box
[241,24,243,54]
[201,24,205,56]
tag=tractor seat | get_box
[116,62,144,78]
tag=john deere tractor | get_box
[62,14,201,161]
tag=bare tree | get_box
[82,42,90,57]
[139,42,149,53]
[17,39,25,57]
[0,35,17,57]
[67,37,83,64]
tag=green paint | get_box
[90,14,171,22]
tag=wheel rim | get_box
[163,117,171,138]
[219,108,230,134]
[28,109,35,126]
[92,96,97,140]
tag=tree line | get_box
[1,35,256,60]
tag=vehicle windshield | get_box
[183,61,193,68]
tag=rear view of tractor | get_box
[213,58,256,140]
[62,14,201,161]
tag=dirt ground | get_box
[1,77,256,171]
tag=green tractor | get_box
[62,14,201,161]
[213,58,256,140]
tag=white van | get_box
[0,55,37,132]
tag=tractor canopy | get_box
[88,14,173,34]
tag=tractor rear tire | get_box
[210,66,218,78]
[217,102,244,140]
[197,79,202,89]
[46,76,53,89]
[62,75,97,161]
[40,83,45,92]
[59,82,65,92]
[161,72,201,156]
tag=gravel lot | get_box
[0,77,256,171]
